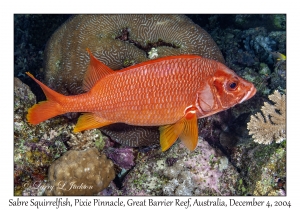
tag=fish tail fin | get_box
[26,72,65,125]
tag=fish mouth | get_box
[239,85,257,104]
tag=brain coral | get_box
[101,123,160,147]
[45,148,115,195]
[44,14,225,95]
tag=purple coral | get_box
[106,147,135,170]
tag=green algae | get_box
[271,15,286,30]
[236,140,286,195]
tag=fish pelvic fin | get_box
[178,112,198,151]
[159,111,198,151]
[26,72,65,125]
[73,113,113,133]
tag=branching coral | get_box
[247,90,286,144]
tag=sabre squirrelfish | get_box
[26,49,256,151]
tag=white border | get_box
[2,0,299,209]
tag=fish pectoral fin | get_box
[73,113,113,133]
[82,48,115,92]
[178,112,198,151]
[159,122,184,152]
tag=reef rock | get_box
[14,77,69,195]
[44,14,225,95]
[122,137,238,195]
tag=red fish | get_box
[26,49,256,151]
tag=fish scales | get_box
[65,56,206,126]
[26,50,256,151]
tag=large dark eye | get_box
[227,80,238,91]
[230,82,237,89]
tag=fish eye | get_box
[230,82,237,89]
[227,80,238,91]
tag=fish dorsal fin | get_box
[82,48,115,91]
[159,110,199,151]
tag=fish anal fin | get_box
[159,122,184,151]
[179,112,198,151]
[73,113,113,133]
[82,48,115,91]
